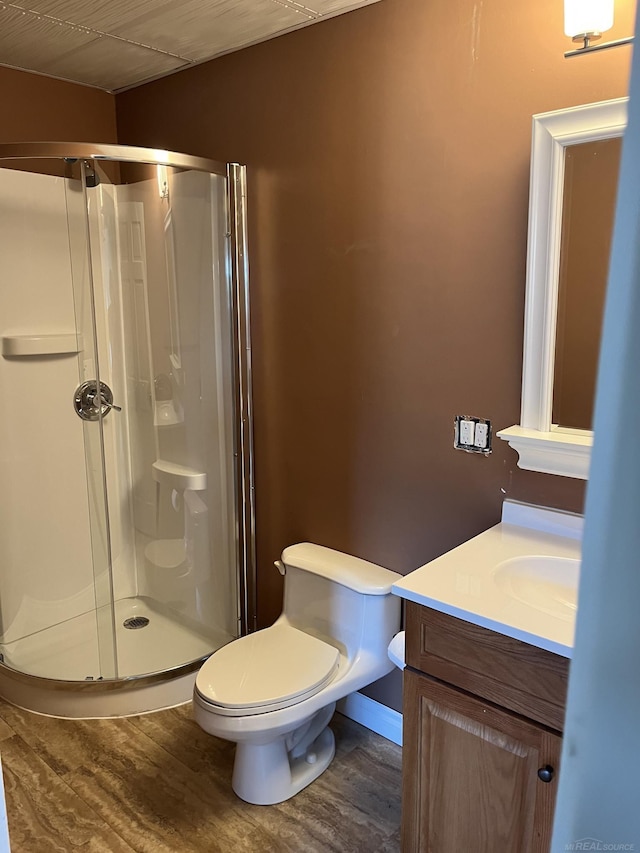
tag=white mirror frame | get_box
[498,98,628,480]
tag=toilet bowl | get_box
[193,543,402,805]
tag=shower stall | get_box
[0,144,255,718]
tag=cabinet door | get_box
[402,670,562,853]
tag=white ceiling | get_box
[0,0,381,93]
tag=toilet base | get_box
[232,722,336,805]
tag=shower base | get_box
[0,597,234,719]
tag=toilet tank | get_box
[279,543,402,662]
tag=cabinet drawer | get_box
[405,601,569,731]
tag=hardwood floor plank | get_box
[61,723,282,852]
[127,703,236,781]
[256,739,402,852]
[0,702,130,776]
[0,718,14,743]
[0,734,134,852]
[380,827,401,852]
[128,708,401,852]
[0,699,402,853]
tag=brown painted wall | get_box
[0,66,116,143]
[116,0,632,711]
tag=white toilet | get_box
[193,542,402,805]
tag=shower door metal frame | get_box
[0,142,257,684]
[0,142,228,176]
[227,164,257,635]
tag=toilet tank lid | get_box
[281,543,402,594]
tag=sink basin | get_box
[493,555,580,620]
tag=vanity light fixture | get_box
[564,0,633,57]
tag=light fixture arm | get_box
[565,35,634,58]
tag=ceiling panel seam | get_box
[0,0,382,92]
[268,0,318,16]
[4,2,194,60]
[274,0,322,16]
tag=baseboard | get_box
[336,691,403,746]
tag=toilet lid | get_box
[195,624,340,711]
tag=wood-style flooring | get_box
[0,699,401,852]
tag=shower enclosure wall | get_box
[0,144,255,717]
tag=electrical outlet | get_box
[454,415,492,454]
[474,421,489,449]
[459,419,475,445]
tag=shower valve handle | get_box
[95,393,122,413]
[74,380,121,421]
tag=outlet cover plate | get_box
[454,415,492,454]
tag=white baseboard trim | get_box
[336,691,403,746]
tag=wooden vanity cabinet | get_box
[401,602,569,853]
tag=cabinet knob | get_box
[537,765,555,783]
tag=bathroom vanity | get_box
[392,502,581,853]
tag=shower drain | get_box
[123,616,150,630]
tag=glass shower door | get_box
[84,157,241,679]
[0,157,117,680]
[65,158,119,681]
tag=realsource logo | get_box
[565,841,635,852]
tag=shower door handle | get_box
[74,380,121,421]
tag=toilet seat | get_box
[195,624,340,716]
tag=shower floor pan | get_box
[0,597,232,682]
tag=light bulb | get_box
[564,0,614,38]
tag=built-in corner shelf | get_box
[154,400,183,427]
[152,460,207,491]
[2,333,82,357]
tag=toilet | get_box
[193,542,402,805]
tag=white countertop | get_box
[392,503,582,658]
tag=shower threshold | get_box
[0,597,232,682]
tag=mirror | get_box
[498,98,627,479]
[553,136,622,431]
